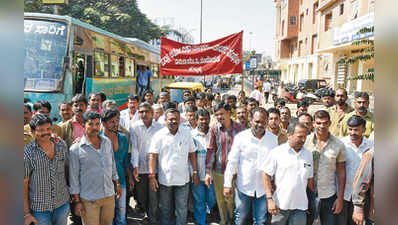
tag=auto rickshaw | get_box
[164,82,204,103]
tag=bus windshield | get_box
[24,19,68,91]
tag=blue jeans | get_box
[31,202,70,225]
[271,209,306,225]
[112,184,126,225]
[192,181,216,225]
[319,194,338,225]
[234,189,268,225]
[159,183,189,225]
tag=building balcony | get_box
[318,0,338,11]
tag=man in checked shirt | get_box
[205,102,244,225]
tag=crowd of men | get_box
[24,85,374,225]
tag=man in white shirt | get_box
[119,94,140,131]
[148,108,200,225]
[263,80,272,104]
[224,107,278,225]
[337,116,373,225]
[262,122,314,225]
[250,85,263,106]
[130,102,163,224]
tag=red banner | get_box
[160,31,243,76]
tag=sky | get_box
[137,0,276,58]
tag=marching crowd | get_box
[24,85,374,225]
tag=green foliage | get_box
[24,0,161,42]
[337,26,374,81]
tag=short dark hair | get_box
[101,108,120,123]
[138,102,152,110]
[280,106,291,114]
[347,115,366,127]
[354,91,369,100]
[185,105,198,113]
[24,103,32,112]
[214,102,231,113]
[297,100,309,108]
[164,108,180,118]
[88,92,100,100]
[226,94,237,101]
[82,111,101,124]
[251,107,268,118]
[267,107,280,116]
[184,96,196,104]
[336,88,348,96]
[196,92,206,100]
[58,101,72,110]
[274,98,286,107]
[246,97,259,105]
[143,90,153,96]
[222,94,229,102]
[128,94,140,101]
[162,102,176,111]
[33,100,52,112]
[99,92,107,102]
[71,94,88,105]
[29,114,52,131]
[183,90,191,95]
[322,89,335,98]
[196,109,210,120]
[297,112,313,122]
[314,110,330,121]
[287,122,308,134]
[206,93,214,101]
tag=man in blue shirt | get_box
[69,111,122,225]
[101,108,134,225]
[137,66,152,97]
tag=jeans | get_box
[135,174,159,224]
[336,200,356,225]
[319,194,338,225]
[113,184,126,225]
[234,189,268,225]
[271,209,306,225]
[306,188,319,225]
[31,202,70,225]
[159,183,189,225]
[192,181,216,225]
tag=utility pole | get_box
[200,0,205,84]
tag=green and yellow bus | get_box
[24,13,174,121]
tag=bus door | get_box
[72,52,92,95]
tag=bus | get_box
[24,13,174,121]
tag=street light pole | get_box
[200,0,205,84]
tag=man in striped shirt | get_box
[205,102,244,225]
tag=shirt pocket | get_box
[300,159,313,180]
[56,152,66,173]
[322,149,338,169]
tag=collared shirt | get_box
[69,135,118,200]
[341,136,374,201]
[205,120,244,174]
[148,126,196,186]
[119,109,140,131]
[304,133,346,199]
[100,131,130,185]
[328,104,354,137]
[72,118,84,141]
[182,121,195,131]
[269,128,288,145]
[263,82,272,92]
[191,128,211,181]
[24,140,69,212]
[262,143,313,210]
[137,69,152,87]
[131,120,163,174]
[352,148,374,221]
[24,124,63,146]
[224,129,278,197]
[86,106,103,114]
[249,90,263,105]
[340,111,374,138]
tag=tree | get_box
[24,0,162,42]
[337,26,374,81]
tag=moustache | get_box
[358,106,367,112]
[41,133,51,138]
[90,129,99,133]
[336,100,345,106]
[254,126,265,131]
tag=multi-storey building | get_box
[274,0,374,93]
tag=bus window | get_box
[94,52,109,77]
[125,58,135,77]
[111,55,119,78]
[119,56,125,77]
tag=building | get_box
[274,0,374,94]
